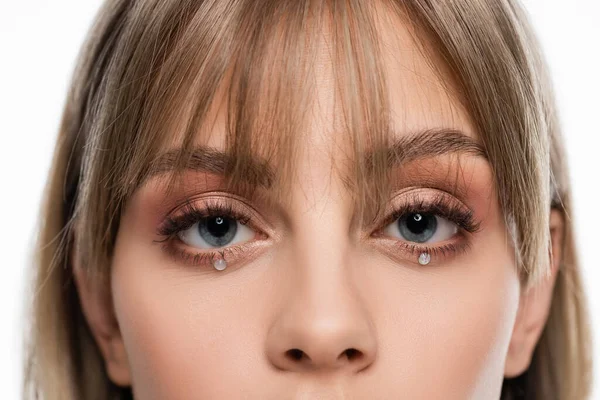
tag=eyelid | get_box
[368,188,480,266]
[155,194,273,269]
[157,193,272,238]
[372,188,480,235]
[156,189,479,269]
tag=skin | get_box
[74,8,562,400]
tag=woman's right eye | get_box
[178,215,255,250]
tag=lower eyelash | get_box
[162,244,222,267]
[372,191,479,264]
[373,236,473,267]
[160,239,258,269]
[401,241,472,259]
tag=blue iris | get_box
[198,216,237,247]
[398,213,437,243]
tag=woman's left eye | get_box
[178,216,255,249]
[383,212,458,244]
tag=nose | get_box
[265,248,377,374]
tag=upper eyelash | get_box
[376,191,481,235]
[158,192,479,241]
[156,191,479,268]
[156,199,253,240]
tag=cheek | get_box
[110,218,274,399]
[361,232,520,398]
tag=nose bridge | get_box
[265,201,377,374]
[290,187,357,316]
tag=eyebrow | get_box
[145,146,275,188]
[368,128,487,167]
[143,128,486,188]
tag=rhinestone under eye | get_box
[418,252,431,265]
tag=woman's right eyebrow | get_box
[144,146,275,189]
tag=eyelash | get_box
[158,200,252,237]
[381,192,480,234]
[372,191,481,263]
[156,199,261,268]
[156,193,481,268]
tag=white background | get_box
[0,1,598,398]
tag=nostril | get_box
[343,348,362,361]
[286,348,305,361]
[283,348,365,366]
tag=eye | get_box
[178,215,255,249]
[383,212,458,244]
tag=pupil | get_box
[206,216,230,237]
[406,213,427,234]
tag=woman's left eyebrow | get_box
[366,128,487,167]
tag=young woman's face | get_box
[109,12,520,399]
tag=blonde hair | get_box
[24,0,592,399]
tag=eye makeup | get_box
[154,185,481,270]
[154,195,271,270]
[370,188,482,266]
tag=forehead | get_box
[177,3,476,153]
[374,8,476,137]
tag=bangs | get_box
[75,0,549,285]
[113,0,392,223]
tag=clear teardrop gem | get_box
[418,252,431,265]
[213,258,227,271]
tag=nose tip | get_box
[266,307,377,374]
